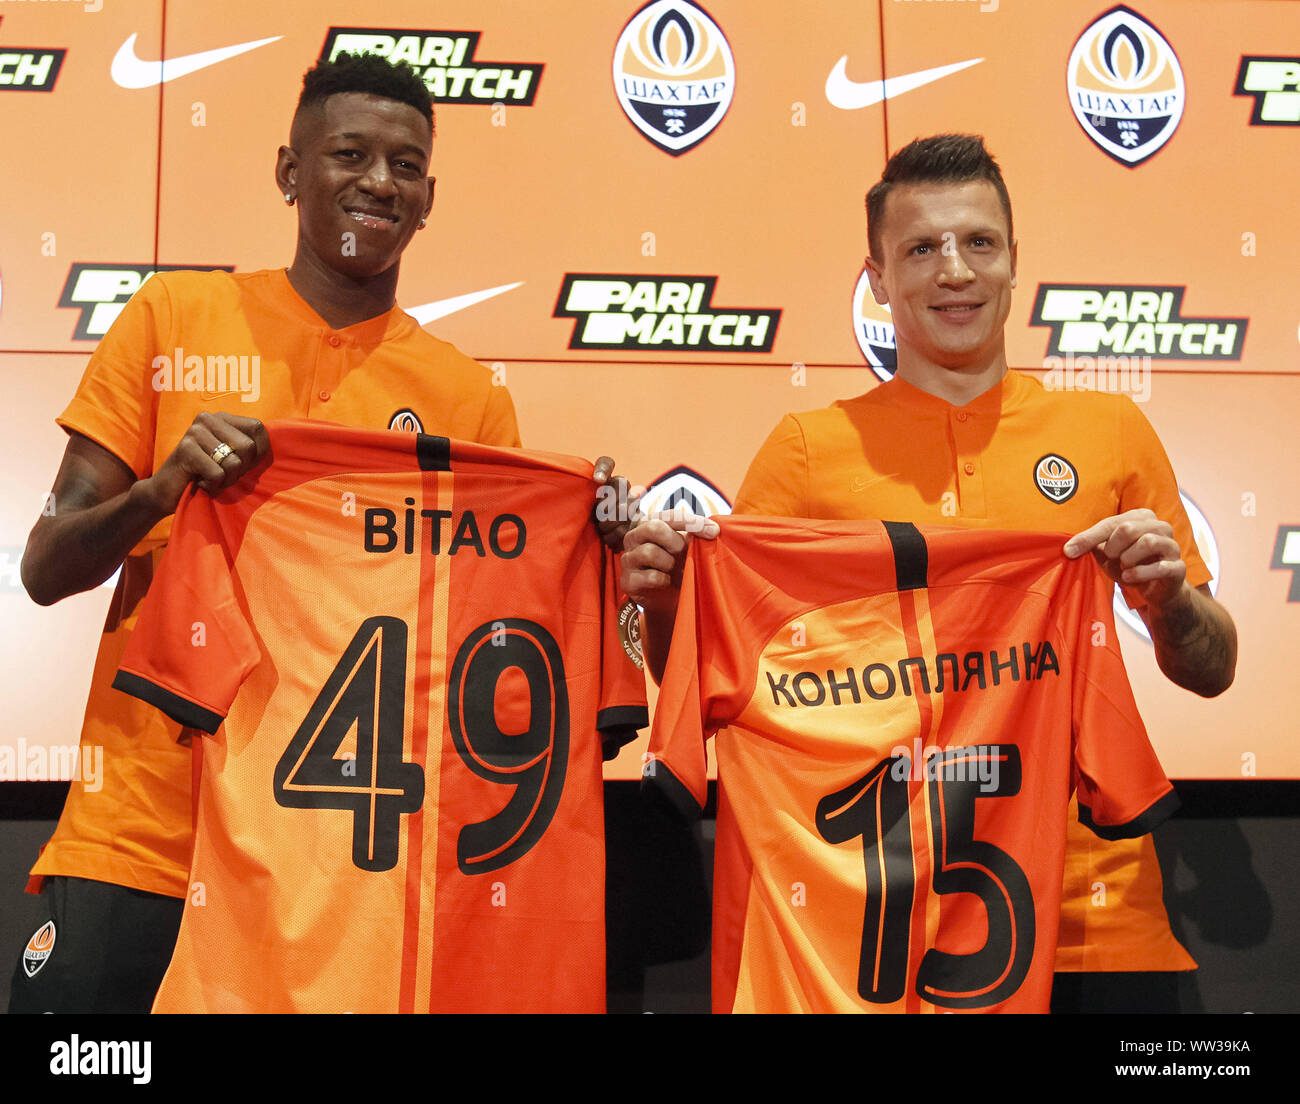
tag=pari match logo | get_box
[1235,57,1300,126]
[555,275,779,352]
[59,264,234,342]
[1030,284,1247,361]
[851,270,897,382]
[0,17,65,92]
[322,28,543,104]
[1067,6,1184,166]
[1272,525,1300,602]
[613,0,735,155]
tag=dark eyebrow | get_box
[332,131,428,159]
[899,227,1004,248]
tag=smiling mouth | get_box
[932,303,982,314]
[346,209,398,229]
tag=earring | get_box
[418,218,426,229]
[284,193,295,206]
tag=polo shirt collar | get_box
[883,369,1031,415]
[272,269,416,342]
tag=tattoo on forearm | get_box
[1149,594,1236,696]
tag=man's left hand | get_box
[1065,507,1236,697]
[1064,507,1186,610]
[593,456,644,552]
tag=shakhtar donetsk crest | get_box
[1067,6,1184,167]
[852,270,897,382]
[617,600,645,670]
[613,1,735,155]
[638,465,732,522]
[389,408,424,433]
[22,921,55,978]
[1033,454,1078,503]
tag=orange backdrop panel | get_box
[2,0,1296,782]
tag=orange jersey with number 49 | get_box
[115,421,646,1012]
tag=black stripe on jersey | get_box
[883,520,928,591]
[641,758,704,822]
[598,705,650,760]
[416,434,451,471]
[1078,789,1181,840]
[111,671,224,735]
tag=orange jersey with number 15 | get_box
[648,516,1176,1013]
[115,421,647,1012]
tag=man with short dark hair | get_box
[865,132,1015,262]
[10,53,615,1012]
[624,133,1235,1012]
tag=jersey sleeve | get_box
[1069,565,1180,838]
[112,486,260,735]
[643,537,758,820]
[1115,396,1210,607]
[597,548,649,759]
[643,546,711,819]
[57,275,171,479]
[477,379,522,448]
[734,414,809,516]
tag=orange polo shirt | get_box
[31,268,520,898]
[734,369,1203,973]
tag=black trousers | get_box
[1051,969,1186,1014]
[8,876,183,1014]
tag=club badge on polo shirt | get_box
[1034,454,1078,503]
[389,409,424,433]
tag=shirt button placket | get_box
[952,408,986,518]
[316,333,343,407]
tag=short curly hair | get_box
[295,51,434,134]
[866,134,1013,259]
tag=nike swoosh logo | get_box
[850,475,891,494]
[406,282,524,326]
[111,33,282,89]
[825,57,983,110]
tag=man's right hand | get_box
[22,413,269,606]
[621,506,719,682]
[143,412,270,515]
